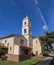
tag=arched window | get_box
[24,29,27,33]
[7,43,9,47]
[24,22,26,25]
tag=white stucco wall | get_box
[0,37,14,54]
[22,19,31,27]
[0,35,28,55]
[22,26,29,35]
[32,38,42,55]
[14,45,19,55]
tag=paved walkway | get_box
[36,57,53,65]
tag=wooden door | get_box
[36,51,38,56]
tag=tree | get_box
[39,35,48,53]
[0,48,7,57]
[39,31,54,54]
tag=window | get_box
[7,43,9,47]
[24,22,26,25]
[10,47,12,51]
[24,29,27,33]
[20,39,24,44]
[5,40,7,43]
[36,40,38,43]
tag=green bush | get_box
[0,48,7,58]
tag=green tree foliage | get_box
[46,32,54,43]
[0,48,7,57]
[39,31,54,53]
[0,48,7,54]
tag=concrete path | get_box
[36,57,53,65]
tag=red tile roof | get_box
[0,34,24,39]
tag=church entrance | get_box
[19,46,31,61]
[36,51,38,56]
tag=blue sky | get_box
[0,0,54,37]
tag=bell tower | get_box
[22,16,32,47]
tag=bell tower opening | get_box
[24,29,27,33]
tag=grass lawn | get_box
[0,56,46,65]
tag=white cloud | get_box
[43,25,48,31]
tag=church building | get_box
[0,16,42,62]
